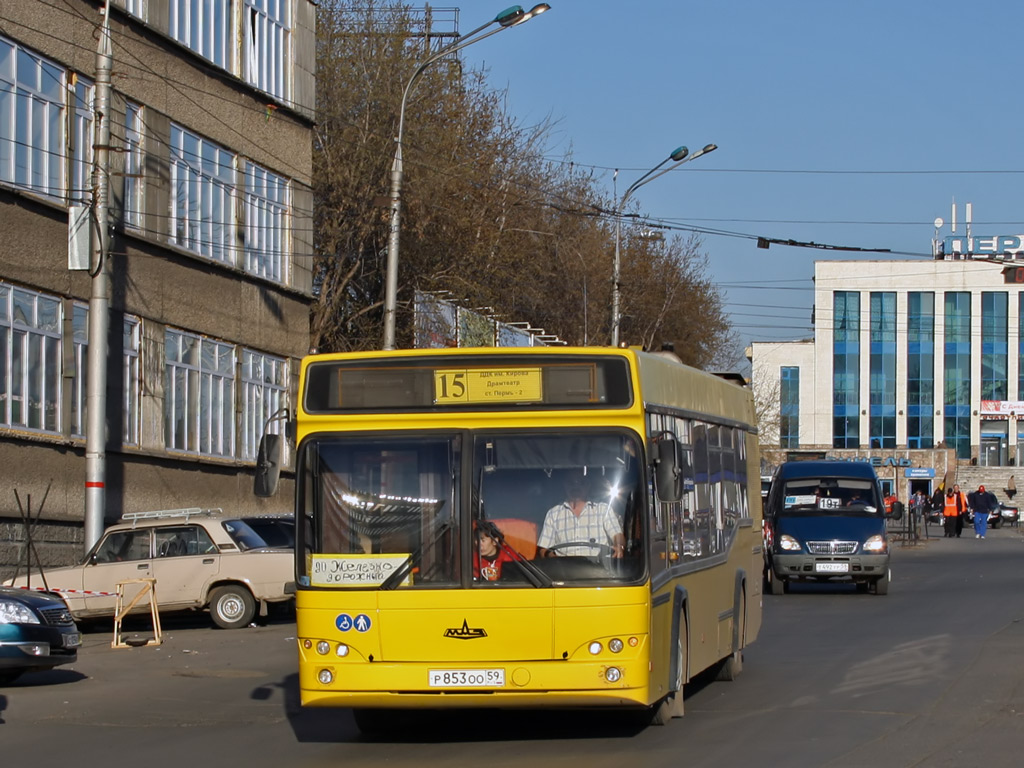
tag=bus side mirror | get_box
[655,438,683,503]
[254,433,282,498]
[888,500,904,521]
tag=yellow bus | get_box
[256,346,763,730]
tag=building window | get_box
[944,292,971,459]
[126,0,147,21]
[170,0,233,69]
[69,310,143,446]
[241,349,287,461]
[779,366,799,448]
[71,303,87,437]
[244,162,288,282]
[123,317,141,446]
[0,36,65,198]
[0,283,61,433]
[165,329,235,457]
[245,0,290,100]
[907,292,934,449]
[70,76,93,206]
[869,292,896,449]
[170,124,236,264]
[832,291,860,448]
[123,102,144,229]
[981,292,1008,401]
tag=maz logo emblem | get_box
[444,619,487,640]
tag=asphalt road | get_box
[3,526,1024,768]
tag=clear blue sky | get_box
[459,0,1024,355]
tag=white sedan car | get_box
[4,509,295,629]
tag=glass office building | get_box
[751,256,1024,469]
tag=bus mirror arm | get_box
[254,408,292,498]
[254,433,283,498]
[654,438,684,504]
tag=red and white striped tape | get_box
[11,585,118,597]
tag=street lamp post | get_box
[611,142,717,347]
[382,4,550,350]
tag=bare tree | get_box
[313,1,737,368]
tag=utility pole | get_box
[84,4,112,552]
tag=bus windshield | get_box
[297,431,646,589]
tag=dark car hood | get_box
[775,514,886,542]
[0,585,69,610]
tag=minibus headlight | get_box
[316,641,331,655]
[317,669,334,685]
[605,667,622,683]
[862,535,887,553]
[589,641,603,655]
[609,638,624,653]
[336,644,350,657]
[779,534,801,551]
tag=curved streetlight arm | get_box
[382,5,550,350]
[611,143,717,347]
[620,144,716,211]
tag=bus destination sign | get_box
[434,367,543,404]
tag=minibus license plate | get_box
[815,562,849,573]
[428,669,505,688]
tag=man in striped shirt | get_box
[537,470,625,558]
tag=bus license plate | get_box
[815,562,849,573]
[428,669,505,688]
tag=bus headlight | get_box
[317,669,334,685]
[604,667,622,683]
[316,641,331,655]
[589,641,603,655]
[862,535,887,553]
[336,644,350,657]
[609,638,624,653]
[779,534,801,551]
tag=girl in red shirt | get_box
[473,526,516,581]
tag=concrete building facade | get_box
[1,0,316,575]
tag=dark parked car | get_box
[994,502,1019,528]
[0,585,80,685]
[763,460,891,595]
[242,515,295,548]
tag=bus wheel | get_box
[647,693,677,726]
[715,595,744,681]
[209,585,256,629]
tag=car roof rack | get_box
[121,507,224,525]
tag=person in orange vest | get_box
[952,483,970,537]
[942,485,969,538]
[942,487,957,537]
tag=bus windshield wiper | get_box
[379,520,452,590]
[478,519,551,588]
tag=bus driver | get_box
[537,470,625,558]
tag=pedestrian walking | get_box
[910,490,927,539]
[968,484,997,539]
[952,483,969,537]
[942,487,959,538]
